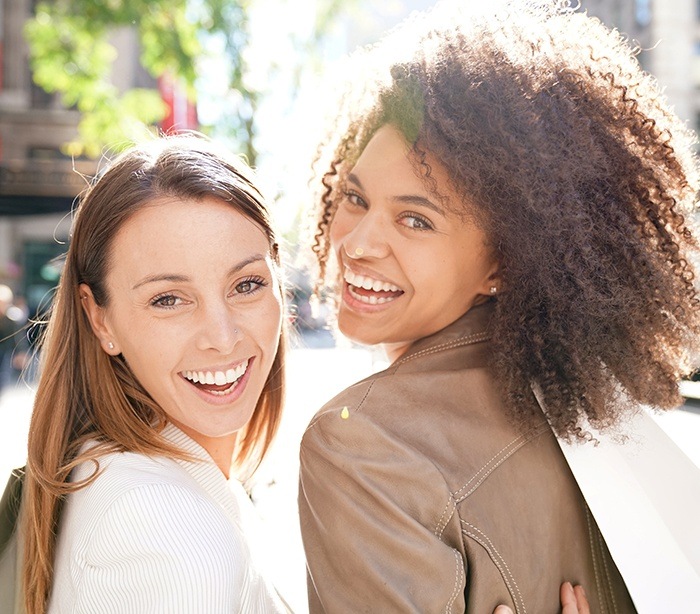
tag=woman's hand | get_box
[493,582,589,614]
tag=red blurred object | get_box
[158,74,198,133]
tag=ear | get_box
[79,283,120,356]
[477,257,502,297]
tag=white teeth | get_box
[343,268,401,293]
[347,286,395,305]
[183,360,249,389]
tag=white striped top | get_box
[48,424,289,613]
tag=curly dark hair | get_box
[310,0,700,438]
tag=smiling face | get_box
[82,196,283,464]
[330,124,498,361]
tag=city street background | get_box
[1,343,699,613]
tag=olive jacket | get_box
[298,301,636,613]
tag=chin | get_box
[337,323,378,347]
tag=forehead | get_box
[350,126,459,207]
[117,195,263,236]
[107,196,271,274]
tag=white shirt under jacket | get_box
[48,423,288,613]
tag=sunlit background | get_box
[1,1,700,611]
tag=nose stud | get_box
[354,247,364,257]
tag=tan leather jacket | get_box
[299,302,636,613]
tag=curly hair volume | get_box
[311,0,700,438]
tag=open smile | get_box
[180,358,251,397]
[343,267,404,306]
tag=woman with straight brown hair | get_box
[20,134,289,613]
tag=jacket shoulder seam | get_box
[393,331,491,367]
[434,495,457,539]
[453,422,550,504]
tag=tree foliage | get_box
[24,0,349,163]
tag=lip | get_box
[341,281,404,313]
[179,357,255,406]
[337,257,405,313]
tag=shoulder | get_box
[300,382,454,530]
[56,452,248,607]
[302,349,553,497]
[303,352,501,453]
[63,451,245,565]
[66,450,197,519]
[87,481,244,567]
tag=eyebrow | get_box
[347,172,445,216]
[132,254,267,290]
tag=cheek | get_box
[251,297,283,347]
[329,209,354,247]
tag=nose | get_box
[195,300,242,354]
[341,211,390,261]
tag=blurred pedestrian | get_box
[0,285,29,394]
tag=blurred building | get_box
[0,0,196,318]
[581,0,697,134]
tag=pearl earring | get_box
[489,286,498,295]
[108,342,115,350]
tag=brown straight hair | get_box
[22,134,287,613]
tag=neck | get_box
[169,420,237,478]
[382,342,411,363]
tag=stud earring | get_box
[489,286,498,295]
[108,342,115,350]
[354,247,364,257]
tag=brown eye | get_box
[234,277,267,295]
[344,190,368,209]
[151,294,180,308]
[398,212,434,231]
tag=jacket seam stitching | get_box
[354,379,377,414]
[451,434,528,500]
[393,332,491,366]
[585,505,607,614]
[434,496,457,538]
[595,512,618,614]
[444,548,464,614]
[452,423,550,505]
[461,520,526,614]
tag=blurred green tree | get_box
[24,0,352,164]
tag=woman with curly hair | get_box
[298,1,700,612]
